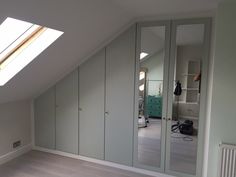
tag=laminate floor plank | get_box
[138,119,197,174]
[0,151,153,177]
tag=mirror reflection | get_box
[138,26,165,167]
[170,24,205,175]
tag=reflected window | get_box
[140,52,149,60]
[139,71,145,80]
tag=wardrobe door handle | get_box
[167,118,171,121]
[79,108,82,111]
[105,111,109,115]
[162,117,166,120]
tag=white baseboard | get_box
[0,144,32,165]
[33,146,174,177]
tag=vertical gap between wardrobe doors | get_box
[78,67,80,155]
[104,47,107,161]
[132,23,139,167]
[54,86,57,150]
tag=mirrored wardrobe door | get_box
[165,19,211,177]
[134,21,171,172]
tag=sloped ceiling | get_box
[111,0,220,17]
[0,0,219,103]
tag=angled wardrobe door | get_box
[79,49,105,160]
[105,25,136,166]
[55,70,78,154]
[34,87,56,149]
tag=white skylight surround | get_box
[140,52,148,60]
[0,17,63,86]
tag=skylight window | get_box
[0,17,63,86]
[140,52,148,60]
[139,71,145,80]
[139,84,144,91]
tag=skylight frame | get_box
[0,17,33,55]
[0,25,46,68]
[0,17,63,86]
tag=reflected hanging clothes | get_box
[174,81,182,96]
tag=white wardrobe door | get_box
[34,87,55,149]
[105,25,136,166]
[56,70,78,154]
[79,49,105,160]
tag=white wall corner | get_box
[202,17,216,177]
[0,144,32,165]
[30,99,35,147]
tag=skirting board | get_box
[33,146,174,177]
[0,144,32,165]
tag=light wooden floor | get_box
[0,151,153,177]
[138,119,197,175]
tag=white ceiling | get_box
[0,0,220,103]
[110,0,220,17]
[141,27,165,57]
[141,24,205,57]
[176,24,205,45]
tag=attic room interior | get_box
[0,1,235,177]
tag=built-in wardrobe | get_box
[34,18,211,177]
[79,26,135,165]
[35,70,78,154]
[35,25,136,166]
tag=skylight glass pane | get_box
[139,84,144,91]
[140,52,148,60]
[0,17,33,54]
[0,24,41,64]
[139,71,145,80]
[0,17,63,86]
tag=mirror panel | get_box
[169,24,205,175]
[137,25,166,168]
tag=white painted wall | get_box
[0,100,31,156]
[141,51,164,96]
[202,16,216,177]
[141,28,165,57]
[175,45,203,103]
[142,51,164,81]
[207,2,236,177]
[176,45,203,84]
